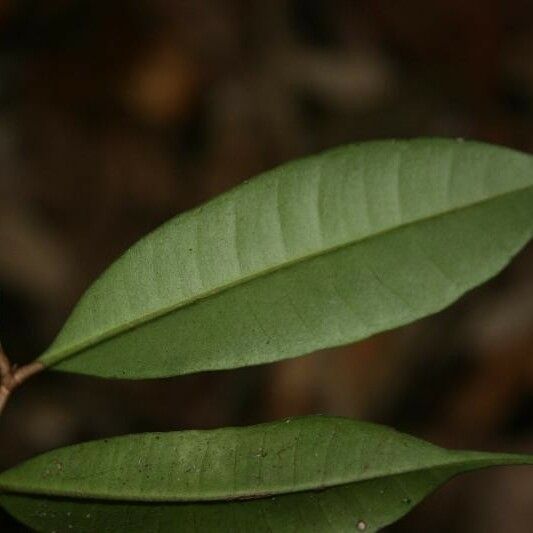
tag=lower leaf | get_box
[0,467,482,532]
[0,416,531,532]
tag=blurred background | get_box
[0,1,532,531]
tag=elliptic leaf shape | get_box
[0,469,488,533]
[0,417,531,532]
[38,139,533,378]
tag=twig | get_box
[0,389,9,415]
[0,343,10,378]
[0,343,44,416]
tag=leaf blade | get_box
[38,139,533,378]
[1,417,531,532]
[0,470,469,533]
[0,416,530,502]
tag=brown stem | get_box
[0,385,10,415]
[0,343,10,378]
[0,343,44,416]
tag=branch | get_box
[0,343,44,416]
[0,343,12,415]
[0,386,9,415]
[0,342,10,378]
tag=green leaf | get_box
[0,470,486,533]
[38,139,533,378]
[1,416,531,532]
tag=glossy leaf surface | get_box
[1,417,531,532]
[38,139,533,378]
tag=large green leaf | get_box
[38,139,533,378]
[1,416,531,532]
[0,469,490,533]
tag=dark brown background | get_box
[0,1,532,531]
